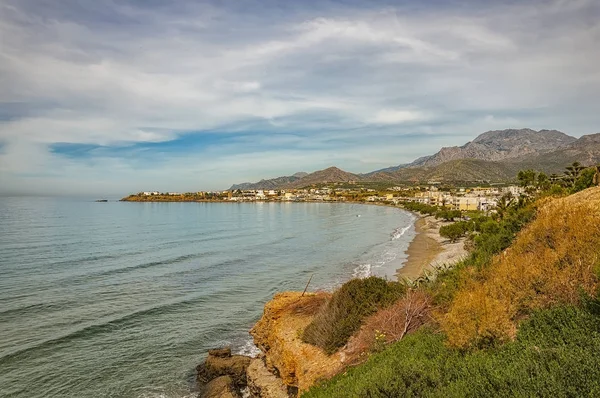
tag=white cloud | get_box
[0,0,599,195]
[372,109,425,124]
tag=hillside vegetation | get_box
[302,185,600,397]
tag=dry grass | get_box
[440,188,600,348]
[345,289,432,360]
[287,292,331,316]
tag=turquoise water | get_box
[0,198,415,398]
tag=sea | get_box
[0,197,416,398]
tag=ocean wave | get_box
[57,251,222,286]
[0,294,210,363]
[352,263,372,279]
[391,224,412,241]
[0,300,72,319]
[234,338,261,358]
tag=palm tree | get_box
[564,162,585,187]
[495,192,514,220]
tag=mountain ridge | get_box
[229,129,600,189]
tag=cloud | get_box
[373,109,426,124]
[1,0,599,195]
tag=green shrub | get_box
[303,306,600,397]
[439,222,468,242]
[435,209,462,221]
[302,277,406,354]
[403,202,439,215]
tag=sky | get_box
[1,0,599,196]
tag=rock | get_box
[209,347,232,358]
[197,347,251,388]
[246,358,290,398]
[250,292,345,392]
[201,375,240,398]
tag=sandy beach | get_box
[397,215,468,280]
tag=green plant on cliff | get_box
[302,277,406,355]
[303,305,600,398]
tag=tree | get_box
[564,162,585,187]
[517,169,537,188]
[572,167,596,193]
[495,193,514,220]
[439,222,468,242]
[536,172,550,190]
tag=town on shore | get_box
[122,183,526,213]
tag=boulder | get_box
[197,347,251,388]
[246,358,290,398]
[201,375,240,398]
[209,347,232,358]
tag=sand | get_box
[397,215,468,280]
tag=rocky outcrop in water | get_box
[198,292,350,397]
[250,292,344,393]
[197,348,250,397]
[202,376,240,398]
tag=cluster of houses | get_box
[227,188,344,202]
[138,184,528,212]
[405,185,526,211]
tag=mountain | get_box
[229,172,307,190]
[368,159,518,183]
[284,167,361,188]
[228,129,600,189]
[364,163,409,176]
[511,133,600,173]
[408,129,576,168]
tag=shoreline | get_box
[397,215,468,280]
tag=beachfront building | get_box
[457,197,480,211]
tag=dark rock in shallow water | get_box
[197,347,251,395]
[200,375,240,398]
[208,347,232,358]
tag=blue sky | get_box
[1,0,599,196]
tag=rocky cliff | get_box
[250,292,345,393]
[197,291,348,397]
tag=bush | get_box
[347,289,432,356]
[439,222,468,242]
[302,277,406,354]
[303,306,600,398]
[435,209,462,221]
[403,202,439,215]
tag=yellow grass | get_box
[440,187,600,348]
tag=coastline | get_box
[397,215,468,280]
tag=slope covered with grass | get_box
[303,187,600,397]
[304,305,600,398]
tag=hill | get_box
[511,133,600,174]
[228,129,600,189]
[229,172,308,190]
[368,159,518,183]
[302,187,600,397]
[284,167,361,188]
[409,128,576,168]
